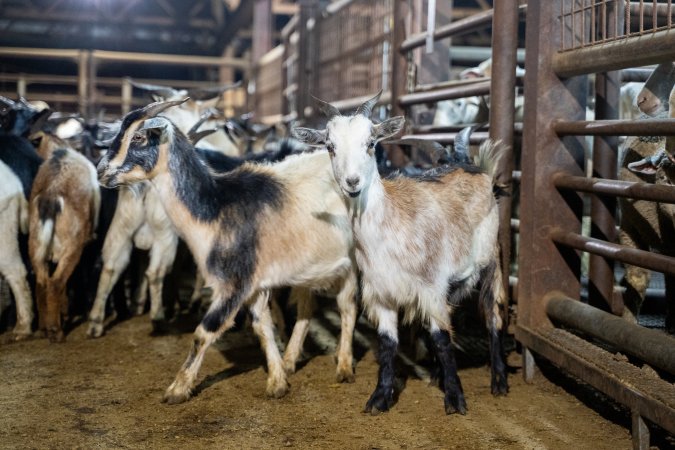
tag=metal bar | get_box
[550,228,675,276]
[398,131,490,145]
[411,123,523,135]
[390,0,408,118]
[632,411,650,450]
[490,0,519,299]
[553,172,675,203]
[553,118,675,136]
[91,50,248,69]
[401,7,498,52]
[0,46,80,60]
[620,68,654,82]
[516,325,675,434]
[398,80,491,107]
[546,295,675,374]
[553,28,675,77]
[589,69,621,315]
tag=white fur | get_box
[0,161,33,337]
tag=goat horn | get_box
[454,122,486,155]
[128,78,179,100]
[356,90,383,118]
[143,98,190,118]
[0,95,15,108]
[187,81,242,101]
[311,95,341,120]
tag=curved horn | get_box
[142,98,190,118]
[454,122,486,156]
[187,81,243,101]
[0,96,16,108]
[356,90,383,117]
[128,78,179,100]
[311,95,341,120]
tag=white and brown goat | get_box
[293,92,509,415]
[96,100,357,403]
[29,133,100,341]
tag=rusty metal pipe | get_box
[400,5,527,53]
[553,172,675,204]
[546,295,675,374]
[398,81,491,107]
[553,118,675,136]
[553,29,675,77]
[398,132,490,145]
[411,123,523,135]
[550,228,675,276]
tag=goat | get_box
[28,132,100,342]
[130,80,243,156]
[0,160,33,338]
[96,99,357,403]
[620,83,675,333]
[292,92,509,415]
[635,62,675,117]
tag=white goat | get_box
[0,160,33,338]
[293,92,509,415]
[96,99,357,404]
[87,183,178,337]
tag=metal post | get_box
[517,0,586,332]
[17,74,26,98]
[489,0,520,299]
[632,411,650,450]
[296,0,318,124]
[87,51,96,119]
[389,0,411,168]
[121,78,132,116]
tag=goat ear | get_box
[628,157,659,175]
[138,117,170,131]
[291,127,326,146]
[373,116,405,142]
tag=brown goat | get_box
[28,133,100,341]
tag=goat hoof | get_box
[86,323,104,339]
[267,383,291,398]
[162,391,191,405]
[491,376,509,396]
[336,369,355,384]
[283,360,296,375]
[364,387,394,415]
[151,319,169,335]
[47,329,65,343]
[444,391,467,415]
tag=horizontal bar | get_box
[0,46,81,60]
[553,118,675,136]
[92,50,249,69]
[411,123,523,135]
[397,132,489,145]
[516,325,675,434]
[399,81,491,107]
[549,228,675,276]
[553,29,675,78]
[400,5,527,53]
[553,173,675,204]
[546,295,675,374]
[620,68,654,82]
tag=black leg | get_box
[479,262,509,396]
[364,333,398,414]
[430,330,467,415]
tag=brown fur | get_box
[28,146,99,342]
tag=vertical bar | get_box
[252,0,273,63]
[631,411,650,450]
[17,75,26,98]
[639,0,644,33]
[78,50,88,118]
[490,0,519,300]
[523,347,536,382]
[121,77,132,115]
[591,0,596,44]
[87,51,96,119]
[296,0,316,124]
[588,2,622,315]
[518,0,586,330]
[390,0,410,168]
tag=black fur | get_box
[430,330,467,414]
[105,109,145,161]
[37,196,62,223]
[0,134,43,198]
[195,137,299,173]
[385,161,484,183]
[364,333,398,414]
[478,261,509,396]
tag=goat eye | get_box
[131,133,144,143]
[326,143,335,154]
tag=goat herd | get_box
[1,61,674,416]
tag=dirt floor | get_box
[0,300,670,450]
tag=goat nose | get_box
[346,176,360,188]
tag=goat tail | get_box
[34,195,63,263]
[475,139,509,198]
[19,195,29,235]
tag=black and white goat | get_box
[96,99,357,403]
[293,92,509,415]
